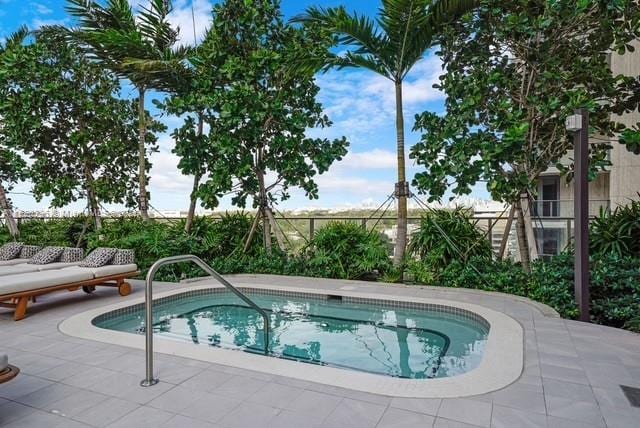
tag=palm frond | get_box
[292,6,394,78]
[3,25,30,51]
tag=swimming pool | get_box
[93,288,488,379]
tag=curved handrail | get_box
[140,255,270,387]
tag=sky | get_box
[0,0,491,214]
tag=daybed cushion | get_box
[28,247,64,265]
[0,269,94,296]
[0,242,23,261]
[0,264,40,277]
[0,353,7,372]
[64,264,138,278]
[0,262,81,277]
[0,258,30,267]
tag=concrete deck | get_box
[1,274,639,428]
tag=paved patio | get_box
[1,274,639,428]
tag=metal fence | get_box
[2,207,605,259]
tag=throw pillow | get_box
[80,248,118,268]
[29,246,65,265]
[112,249,135,265]
[0,242,23,261]
[60,247,84,263]
[19,245,41,259]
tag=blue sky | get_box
[1,0,490,213]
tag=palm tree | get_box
[0,26,30,238]
[293,0,477,265]
[66,0,190,221]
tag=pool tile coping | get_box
[58,282,523,398]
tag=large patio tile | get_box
[0,373,53,400]
[490,405,547,428]
[265,409,324,428]
[72,397,140,427]
[544,395,605,427]
[592,385,636,410]
[149,385,208,413]
[321,398,386,428]
[0,409,81,428]
[540,364,589,385]
[45,389,111,418]
[546,415,604,428]
[179,368,234,393]
[11,352,67,376]
[0,401,37,426]
[104,405,175,428]
[437,398,492,427]
[542,378,597,403]
[13,382,79,409]
[599,405,640,428]
[389,397,442,415]
[216,401,280,428]
[37,360,95,382]
[161,414,220,428]
[209,374,267,400]
[285,390,342,419]
[490,383,546,414]
[246,382,304,409]
[434,418,483,427]
[178,392,242,423]
[377,407,435,428]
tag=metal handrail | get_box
[140,255,270,387]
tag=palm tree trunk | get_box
[137,87,150,221]
[0,183,19,238]
[393,80,408,266]
[83,168,102,231]
[184,115,204,234]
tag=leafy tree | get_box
[0,28,163,229]
[292,0,479,265]
[165,0,349,251]
[0,26,29,238]
[410,0,640,270]
[66,0,190,220]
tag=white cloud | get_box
[33,2,53,15]
[168,0,212,46]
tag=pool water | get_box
[95,291,488,379]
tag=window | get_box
[534,176,560,217]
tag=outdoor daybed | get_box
[0,248,138,321]
[0,351,19,384]
[0,261,82,277]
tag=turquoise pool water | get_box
[94,291,488,379]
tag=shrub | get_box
[408,208,493,274]
[303,221,392,280]
[0,216,94,248]
[590,199,640,257]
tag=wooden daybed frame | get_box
[0,271,139,321]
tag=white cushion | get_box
[63,264,138,278]
[0,353,7,372]
[0,269,94,296]
[0,258,30,267]
[0,262,81,277]
[0,264,40,277]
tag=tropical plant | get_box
[590,199,640,257]
[1,28,163,229]
[167,0,348,252]
[0,25,29,238]
[408,207,493,273]
[304,221,392,280]
[410,0,640,270]
[292,0,479,266]
[66,0,191,220]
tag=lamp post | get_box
[565,108,590,322]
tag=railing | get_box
[140,255,270,387]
